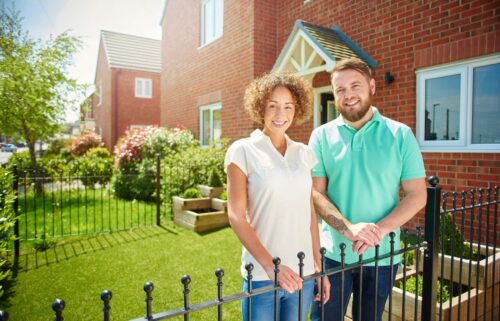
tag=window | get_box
[416,55,500,151]
[201,0,223,46]
[97,82,102,106]
[135,78,152,98]
[199,103,221,146]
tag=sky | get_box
[1,0,165,122]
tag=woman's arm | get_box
[227,163,303,293]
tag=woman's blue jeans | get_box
[311,258,398,321]
[242,278,315,321]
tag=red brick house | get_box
[160,0,499,193]
[91,30,161,149]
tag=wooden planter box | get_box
[417,243,500,290]
[197,185,224,198]
[383,269,500,321]
[172,196,229,232]
[211,198,227,212]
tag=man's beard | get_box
[336,94,372,122]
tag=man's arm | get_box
[312,177,381,248]
[352,177,427,255]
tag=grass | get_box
[3,222,243,321]
[17,187,157,240]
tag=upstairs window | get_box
[199,103,221,146]
[416,55,500,151]
[201,0,223,46]
[135,78,152,98]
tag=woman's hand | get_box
[264,264,303,293]
[314,276,331,303]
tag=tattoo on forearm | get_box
[313,192,349,235]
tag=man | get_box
[309,57,427,321]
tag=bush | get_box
[6,150,33,174]
[0,168,17,299]
[111,169,155,201]
[70,131,104,156]
[85,147,111,158]
[45,137,72,157]
[440,213,475,258]
[161,140,228,212]
[399,274,451,304]
[73,155,113,188]
[182,187,202,199]
[208,169,223,187]
[114,127,155,171]
[218,190,227,200]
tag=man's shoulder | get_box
[379,114,413,135]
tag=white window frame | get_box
[416,55,500,152]
[135,78,152,98]
[200,0,223,47]
[97,82,102,106]
[199,102,222,146]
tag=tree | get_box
[0,6,86,191]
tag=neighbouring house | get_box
[80,93,95,133]
[92,30,161,150]
[160,0,499,198]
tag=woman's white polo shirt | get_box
[224,129,317,281]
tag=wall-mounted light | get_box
[384,71,395,85]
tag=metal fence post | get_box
[12,165,19,257]
[421,176,441,321]
[156,154,161,226]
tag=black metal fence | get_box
[2,177,498,321]
[10,156,214,252]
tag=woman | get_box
[225,72,330,321]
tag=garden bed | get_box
[383,269,499,321]
[417,242,500,289]
[172,196,229,232]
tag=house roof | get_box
[100,30,161,73]
[273,20,377,76]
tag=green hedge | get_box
[0,168,17,299]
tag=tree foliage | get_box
[0,5,86,188]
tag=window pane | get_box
[203,0,214,44]
[214,0,223,38]
[136,80,143,96]
[424,75,461,141]
[472,63,500,144]
[146,80,152,97]
[202,109,211,145]
[213,108,221,141]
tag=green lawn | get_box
[17,188,157,240]
[3,223,243,321]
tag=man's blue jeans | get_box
[311,258,398,321]
[242,278,315,321]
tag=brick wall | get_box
[113,69,161,145]
[275,0,500,193]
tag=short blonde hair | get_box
[243,72,313,125]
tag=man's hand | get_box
[344,222,382,248]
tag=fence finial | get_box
[52,298,65,321]
[0,310,8,321]
[428,176,439,187]
[101,290,112,321]
[143,282,154,320]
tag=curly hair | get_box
[243,72,313,125]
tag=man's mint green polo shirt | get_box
[309,107,425,266]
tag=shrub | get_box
[6,150,33,174]
[45,137,72,157]
[85,147,111,158]
[439,213,475,258]
[0,168,17,299]
[182,187,202,199]
[111,169,155,202]
[114,127,155,171]
[70,131,103,156]
[218,190,227,200]
[400,241,415,267]
[399,274,451,304]
[73,155,113,188]
[161,139,228,213]
[208,169,223,187]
